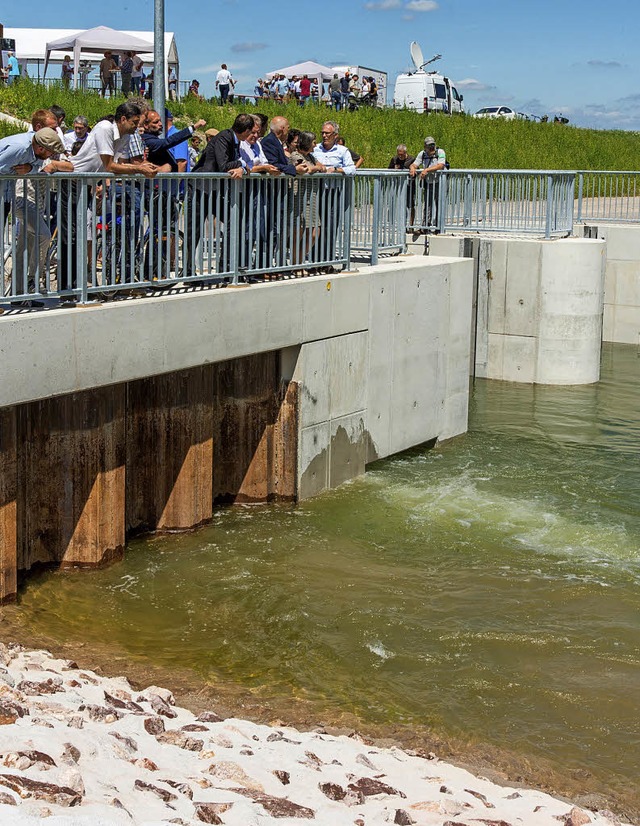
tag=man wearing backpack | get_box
[409,136,447,232]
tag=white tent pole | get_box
[74,42,80,90]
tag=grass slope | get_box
[1,80,639,170]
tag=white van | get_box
[393,42,464,114]
[393,71,463,114]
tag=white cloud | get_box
[455,78,495,91]
[405,0,438,10]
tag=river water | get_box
[7,343,640,816]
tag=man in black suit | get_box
[184,113,253,279]
[260,117,305,269]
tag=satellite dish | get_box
[410,41,425,71]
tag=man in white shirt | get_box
[312,121,356,175]
[216,64,234,104]
[60,102,157,297]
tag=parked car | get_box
[473,106,517,120]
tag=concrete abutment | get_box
[0,259,474,602]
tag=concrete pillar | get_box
[126,367,214,533]
[0,407,17,603]
[18,387,126,571]
[430,235,605,385]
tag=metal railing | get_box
[351,171,408,264]
[1,172,352,304]
[575,171,640,224]
[442,170,576,238]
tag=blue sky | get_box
[6,0,640,129]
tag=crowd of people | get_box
[0,99,447,304]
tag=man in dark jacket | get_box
[141,111,206,282]
[184,113,254,279]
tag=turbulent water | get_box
[8,343,640,813]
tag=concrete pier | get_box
[0,258,473,602]
[428,235,606,384]
[581,223,640,345]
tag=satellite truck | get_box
[393,42,464,114]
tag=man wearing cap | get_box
[409,136,447,231]
[0,125,69,303]
[205,128,220,144]
[0,126,67,225]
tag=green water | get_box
[9,343,640,812]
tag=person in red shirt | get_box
[299,75,311,106]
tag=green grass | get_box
[2,79,640,170]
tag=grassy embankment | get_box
[1,79,639,170]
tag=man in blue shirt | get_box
[6,52,20,86]
[0,128,65,225]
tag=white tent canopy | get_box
[265,60,334,92]
[43,26,153,90]
[5,27,179,90]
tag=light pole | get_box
[153,0,166,127]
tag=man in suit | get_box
[261,117,306,269]
[184,113,254,280]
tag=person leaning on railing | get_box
[312,121,356,270]
[409,136,446,232]
[183,113,254,280]
[60,101,157,301]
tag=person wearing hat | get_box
[205,128,220,143]
[0,125,69,304]
[0,127,66,223]
[409,136,447,231]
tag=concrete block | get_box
[484,333,504,380]
[329,332,368,420]
[486,238,508,334]
[440,390,470,442]
[501,335,537,383]
[503,240,541,337]
[298,422,330,500]
[612,306,640,345]
[301,272,368,342]
[297,340,330,428]
[613,262,640,308]
[537,337,601,384]
[427,236,467,257]
[366,272,396,461]
[596,224,640,261]
[329,413,367,489]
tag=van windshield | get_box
[434,83,447,99]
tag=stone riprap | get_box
[0,644,628,825]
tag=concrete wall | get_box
[429,235,606,385]
[581,223,640,345]
[0,257,474,598]
[289,258,473,499]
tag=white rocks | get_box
[0,648,629,826]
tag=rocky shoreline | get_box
[0,642,631,826]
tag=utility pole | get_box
[153,0,166,128]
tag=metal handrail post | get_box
[464,173,472,227]
[567,173,576,234]
[230,178,240,285]
[371,176,380,266]
[545,174,553,239]
[576,173,584,224]
[399,175,408,252]
[77,180,89,303]
[343,175,353,270]
[437,172,447,235]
